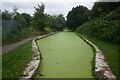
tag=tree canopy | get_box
[2,10,12,20]
[76,2,120,43]
[91,2,120,18]
[66,5,90,30]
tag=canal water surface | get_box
[36,32,94,78]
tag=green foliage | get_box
[14,14,27,28]
[56,14,66,29]
[2,3,66,45]
[2,41,32,78]
[32,5,66,32]
[2,9,34,45]
[2,27,34,46]
[32,3,45,31]
[43,14,66,31]
[66,5,90,30]
[34,3,45,20]
[76,3,120,78]
[21,13,31,26]
[2,10,12,20]
[91,2,120,18]
[77,3,120,43]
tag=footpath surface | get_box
[1,36,38,55]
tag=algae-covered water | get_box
[36,32,94,78]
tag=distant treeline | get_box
[2,2,120,45]
[66,2,120,43]
[2,3,66,45]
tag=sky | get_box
[1,0,120,18]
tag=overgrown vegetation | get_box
[2,3,66,46]
[72,2,120,79]
[76,4,120,43]
[66,5,90,30]
[2,41,32,78]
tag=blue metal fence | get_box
[2,19,19,36]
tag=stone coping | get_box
[19,32,56,79]
[80,37,116,80]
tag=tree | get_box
[14,14,27,28]
[32,3,45,31]
[91,2,120,18]
[56,14,66,30]
[34,3,45,20]
[2,10,12,20]
[21,13,31,26]
[77,2,120,43]
[66,5,90,30]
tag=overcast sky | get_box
[1,0,119,18]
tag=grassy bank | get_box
[2,41,32,78]
[76,33,119,79]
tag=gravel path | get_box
[1,36,39,55]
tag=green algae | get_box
[36,32,94,78]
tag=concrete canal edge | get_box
[19,32,56,79]
[77,35,116,80]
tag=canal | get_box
[36,32,94,78]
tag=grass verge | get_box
[76,33,119,79]
[2,41,33,78]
